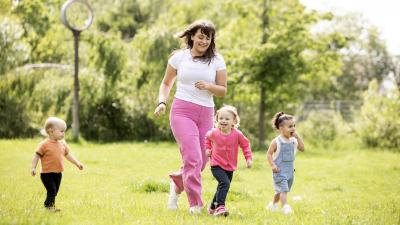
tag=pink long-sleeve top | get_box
[205,128,252,171]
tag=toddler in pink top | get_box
[205,105,252,216]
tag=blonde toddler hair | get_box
[40,117,67,136]
[215,105,240,128]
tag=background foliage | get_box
[0,0,398,150]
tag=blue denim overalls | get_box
[272,136,295,193]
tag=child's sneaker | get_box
[167,181,180,210]
[213,205,229,217]
[207,205,215,215]
[282,204,293,214]
[189,206,202,215]
[267,202,280,212]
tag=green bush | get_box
[0,91,35,138]
[0,72,47,138]
[0,70,167,141]
[298,110,348,146]
[79,93,158,142]
[355,81,400,150]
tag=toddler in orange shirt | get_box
[31,117,83,212]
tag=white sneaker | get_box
[167,181,180,210]
[189,206,202,215]
[282,204,293,214]
[267,202,280,212]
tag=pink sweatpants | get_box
[169,98,214,207]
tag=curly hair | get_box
[215,105,240,128]
[271,112,294,130]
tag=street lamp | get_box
[61,0,93,141]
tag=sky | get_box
[300,0,400,55]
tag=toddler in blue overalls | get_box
[266,112,305,214]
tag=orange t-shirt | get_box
[35,139,70,173]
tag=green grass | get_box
[0,139,399,224]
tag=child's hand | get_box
[206,149,212,157]
[246,159,252,168]
[76,163,84,170]
[31,168,36,176]
[272,165,280,173]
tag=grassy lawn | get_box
[0,139,399,224]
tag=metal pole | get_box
[72,30,80,141]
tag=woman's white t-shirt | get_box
[168,49,226,107]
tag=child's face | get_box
[279,119,296,138]
[48,123,67,140]
[217,109,236,132]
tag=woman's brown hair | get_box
[177,19,216,64]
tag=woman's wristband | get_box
[157,102,166,107]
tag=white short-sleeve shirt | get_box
[168,49,226,107]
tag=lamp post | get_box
[61,0,93,141]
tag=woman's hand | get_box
[154,104,166,117]
[195,80,211,90]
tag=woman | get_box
[154,20,227,214]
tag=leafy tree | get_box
[12,0,51,62]
[97,0,165,40]
[328,13,393,100]
[0,17,30,75]
[88,33,127,95]
[393,55,400,89]
[238,0,342,146]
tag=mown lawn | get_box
[0,139,399,224]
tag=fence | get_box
[296,100,362,122]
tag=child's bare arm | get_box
[31,154,40,176]
[267,140,280,173]
[65,153,84,170]
[293,132,305,151]
[205,131,213,157]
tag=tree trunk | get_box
[258,85,266,147]
[258,0,269,148]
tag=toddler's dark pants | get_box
[40,172,62,208]
[210,166,233,209]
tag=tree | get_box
[0,17,29,75]
[328,13,393,100]
[242,0,320,146]
[393,55,400,89]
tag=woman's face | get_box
[190,29,212,54]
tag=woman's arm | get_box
[154,64,177,116]
[195,69,227,97]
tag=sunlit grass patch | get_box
[0,139,399,224]
[131,179,169,193]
